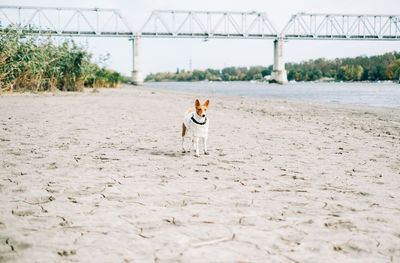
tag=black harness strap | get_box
[191,116,207,125]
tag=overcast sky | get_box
[5,0,400,76]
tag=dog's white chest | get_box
[184,113,209,138]
[189,121,208,137]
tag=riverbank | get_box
[145,81,400,108]
[1,85,399,262]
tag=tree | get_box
[386,59,400,80]
[261,69,271,77]
[192,70,205,81]
[355,65,364,81]
[222,67,238,77]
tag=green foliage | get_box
[192,70,206,81]
[0,25,123,92]
[286,52,400,81]
[82,62,122,88]
[145,65,271,82]
[145,52,400,83]
[386,58,400,80]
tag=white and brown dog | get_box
[182,99,210,157]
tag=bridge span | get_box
[1,6,399,84]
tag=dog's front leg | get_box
[203,137,209,155]
[194,137,200,157]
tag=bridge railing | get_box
[280,13,400,40]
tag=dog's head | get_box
[195,99,210,118]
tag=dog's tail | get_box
[182,123,187,137]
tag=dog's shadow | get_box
[150,150,183,157]
[131,147,207,157]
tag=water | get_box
[144,81,400,108]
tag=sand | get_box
[0,84,399,263]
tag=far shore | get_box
[144,79,400,83]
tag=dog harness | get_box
[190,115,207,125]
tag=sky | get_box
[3,0,400,76]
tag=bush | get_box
[0,25,123,92]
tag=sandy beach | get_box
[0,84,399,262]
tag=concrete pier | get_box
[271,38,288,84]
[131,37,144,85]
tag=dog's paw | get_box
[182,150,186,153]
[194,154,200,157]
[204,151,209,155]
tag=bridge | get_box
[1,6,399,84]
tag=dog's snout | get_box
[201,114,205,117]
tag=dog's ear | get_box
[204,99,210,107]
[195,99,200,107]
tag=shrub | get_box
[0,25,123,92]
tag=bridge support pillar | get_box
[271,38,288,84]
[131,37,143,85]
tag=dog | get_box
[182,99,210,157]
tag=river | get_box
[144,81,400,108]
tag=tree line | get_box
[145,51,400,82]
[0,25,126,93]
[145,66,272,82]
[286,52,400,81]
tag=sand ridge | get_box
[0,85,400,262]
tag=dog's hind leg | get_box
[181,123,187,153]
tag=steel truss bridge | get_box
[1,5,399,83]
[282,13,400,40]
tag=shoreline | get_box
[143,83,400,111]
[1,85,399,262]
